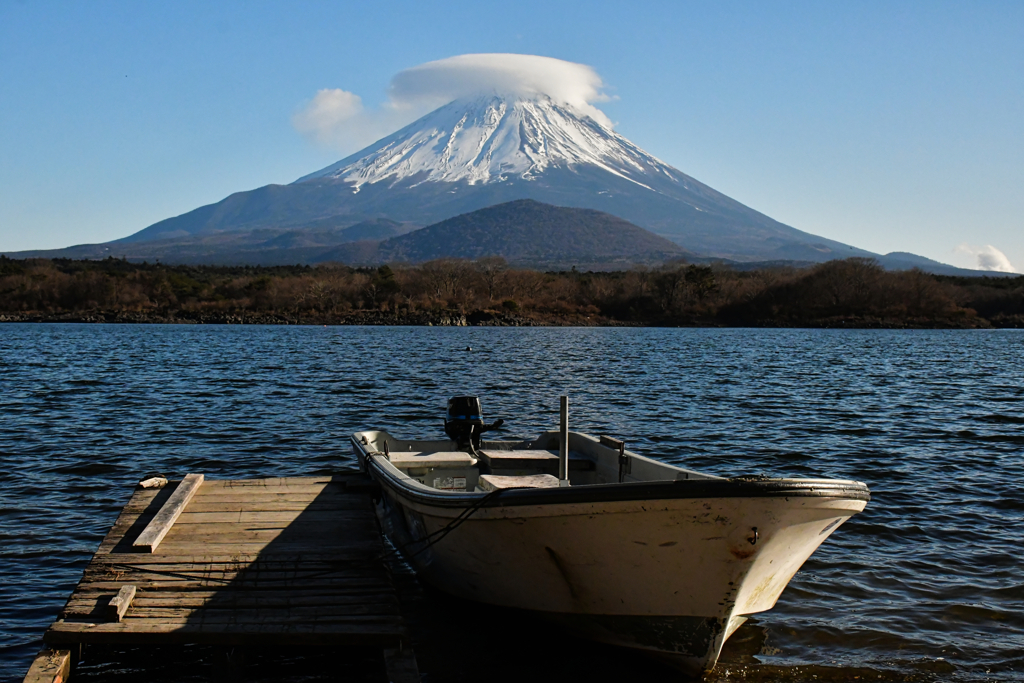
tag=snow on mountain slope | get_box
[297,94,684,193]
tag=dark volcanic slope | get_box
[324,199,693,266]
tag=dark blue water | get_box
[1,325,1022,682]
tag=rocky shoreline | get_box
[0,309,541,327]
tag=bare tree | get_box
[475,256,508,302]
[630,265,651,298]
[420,259,471,302]
[655,265,687,312]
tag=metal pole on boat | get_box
[559,395,569,485]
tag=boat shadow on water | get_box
[392,567,943,683]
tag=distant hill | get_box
[873,251,999,276]
[321,199,695,267]
[2,218,416,266]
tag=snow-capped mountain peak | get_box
[296,94,680,192]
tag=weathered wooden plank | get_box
[100,543,384,557]
[133,474,204,552]
[82,558,385,572]
[107,584,136,622]
[170,510,373,524]
[74,584,395,598]
[202,476,332,486]
[66,593,399,611]
[66,604,401,622]
[66,577,395,591]
[66,592,398,610]
[66,590,399,608]
[120,538,382,552]
[152,528,376,543]
[111,506,372,523]
[154,496,335,506]
[87,553,379,565]
[22,649,71,683]
[80,566,386,580]
[55,616,404,630]
[45,625,405,648]
[119,500,371,515]
[48,616,403,634]
[199,476,360,487]
[126,536,381,548]
[195,484,338,493]
[101,519,377,543]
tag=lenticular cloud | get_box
[389,54,612,127]
[293,53,613,151]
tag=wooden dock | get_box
[25,474,419,682]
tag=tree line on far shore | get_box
[0,255,1022,327]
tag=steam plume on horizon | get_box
[954,243,1016,273]
[292,54,612,152]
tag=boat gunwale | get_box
[361,451,871,509]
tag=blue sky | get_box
[1,1,1022,270]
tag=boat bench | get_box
[385,451,480,491]
[478,449,595,474]
[385,451,478,468]
[478,473,560,492]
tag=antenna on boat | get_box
[559,395,570,487]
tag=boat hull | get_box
[371,464,866,674]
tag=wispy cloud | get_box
[954,243,1016,273]
[292,53,612,153]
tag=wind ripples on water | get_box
[1,325,1021,681]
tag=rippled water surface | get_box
[1,325,1022,681]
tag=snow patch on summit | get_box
[296,95,679,192]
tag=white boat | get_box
[352,397,869,676]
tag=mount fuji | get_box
[7,91,981,272]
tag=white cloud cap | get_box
[293,53,612,152]
[954,243,1017,273]
[389,54,612,127]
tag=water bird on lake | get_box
[353,395,870,676]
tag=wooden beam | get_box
[106,585,136,622]
[383,640,421,683]
[133,474,204,553]
[23,649,71,683]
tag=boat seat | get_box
[478,474,560,492]
[385,450,478,469]
[478,449,595,473]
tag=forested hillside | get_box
[1,255,1021,328]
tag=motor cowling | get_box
[444,396,503,450]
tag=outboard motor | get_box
[444,396,503,450]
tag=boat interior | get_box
[355,431,723,493]
[354,396,721,494]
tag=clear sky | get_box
[1,1,1022,271]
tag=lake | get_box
[1,324,1021,681]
